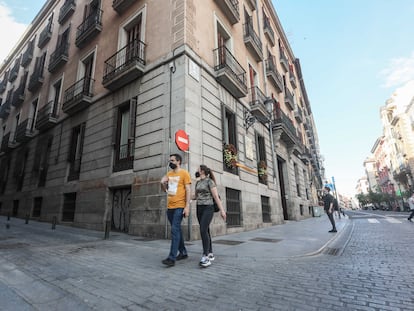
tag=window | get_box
[80,52,95,95]
[303,169,309,200]
[67,123,86,181]
[12,113,20,142]
[33,135,53,187]
[256,134,267,184]
[33,197,42,218]
[222,106,238,174]
[226,188,241,227]
[113,99,136,172]
[62,192,76,222]
[294,162,300,197]
[50,79,62,117]
[0,157,10,194]
[29,99,38,132]
[261,196,271,223]
[14,149,28,191]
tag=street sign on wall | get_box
[175,130,189,151]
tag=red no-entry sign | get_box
[175,130,189,151]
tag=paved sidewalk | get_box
[0,213,350,311]
[0,213,349,259]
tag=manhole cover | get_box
[250,237,282,243]
[214,240,244,245]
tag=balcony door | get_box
[126,17,142,62]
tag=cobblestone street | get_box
[1,212,413,310]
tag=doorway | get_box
[277,156,289,220]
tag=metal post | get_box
[51,216,56,230]
[104,219,111,239]
[7,213,10,221]
[186,148,191,241]
[25,214,29,224]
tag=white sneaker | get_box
[207,253,215,261]
[200,256,211,267]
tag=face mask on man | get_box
[195,171,200,178]
[169,162,177,170]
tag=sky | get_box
[2,1,414,197]
[273,0,414,197]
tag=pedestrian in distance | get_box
[407,193,414,222]
[193,165,226,268]
[333,198,341,219]
[322,186,337,233]
[160,154,191,267]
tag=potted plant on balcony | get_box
[258,160,267,182]
[223,143,238,169]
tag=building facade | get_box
[0,0,323,238]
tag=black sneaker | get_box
[329,229,337,233]
[162,258,175,267]
[176,254,188,261]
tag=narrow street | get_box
[0,211,413,310]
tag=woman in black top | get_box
[194,165,226,267]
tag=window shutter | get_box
[33,139,44,171]
[111,107,119,147]
[78,122,86,161]
[129,97,137,140]
[67,127,78,162]
[221,103,226,145]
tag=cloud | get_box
[0,3,27,64]
[380,51,414,88]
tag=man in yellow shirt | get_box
[160,154,191,266]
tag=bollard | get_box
[6,221,10,229]
[51,216,56,230]
[25,214,29,224]
[7,213,10,221]
[104,220,111,239]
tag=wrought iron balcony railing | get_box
[75,9,103,48]
[213,46,247,98]
[103,38,146,90]
[38,23,53,48]
[59,0,76,24]
[48,43,69,73]
[265,56,283,93]
[243,18,263,61]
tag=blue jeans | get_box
[167,208,187,261]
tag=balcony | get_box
[0,132,11,153]
[0,79,6,94]
[265,56,283,93]
[213,46,247,98]
[21,42,34,67]
[8,59,20,83]
[15,119,36,143]
[58,0,76,24]
[248,86,268,122]
[113,0,136,14]
[62,77,94,115]
[289,65,297,89]
[263,16,275,46]
[214,0,240,25]
[284,88,294,110]
[11,85,25,108]
[48,43,69,73]
[0,100,11,119]
[36,100,59,132]
[246,0,256,10]
[103,39,146,91]
[294,106,303,123]
[272,108,298,148]
[279,47,288,72]
[38,23,53,48]
[28,69,44,93]
[243,20,263,61]
[75,9,103,48]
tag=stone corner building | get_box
[0,0,323,239]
